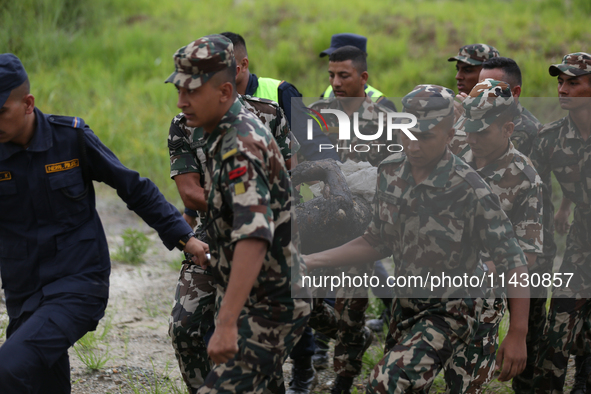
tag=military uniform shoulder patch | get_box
[47,115,86,129]
[220,128,239,161]
[168,138,183,150]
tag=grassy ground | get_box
[2,0,590,202]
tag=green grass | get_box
[3,0,589,204]
[73,311,114,371]
[111,228,151,265]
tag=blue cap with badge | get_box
[0,53,28,107]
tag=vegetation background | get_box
[2,0,590,391]
[3,0,590,204]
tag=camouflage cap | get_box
[549,52,591,77]
[454,78,516,133]
[448,44,500,66]
[165,35,234,90]
[401,85,455,133]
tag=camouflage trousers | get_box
[309,296,369,377]
[533,292,591,393]
[169,263,216,393]
[512,266,551,393]
[533,223,591,393]
[446,296,504,394]
[197,300,311,394]
[368,312,482,394]
[308,263,373,378]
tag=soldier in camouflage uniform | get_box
[166,35,310,394]
[451,79,543,394]
[306,45,396,394]
[531,52,591,394]
[168,94,293,393]
[448,43,500,155]
[449,57,543,158]
[306,84,530,393]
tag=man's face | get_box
[401,120,454,172]
[328,60,366,98]
[0,91,29,145]
[176,79,223,131]
[557,73,591,111]
[455,61,483,95]
[465,120,512,163]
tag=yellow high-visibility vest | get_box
[322,84,385,100]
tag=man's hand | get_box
[495,328,527,381]
[207,324,239,365]
[183,237,210,268]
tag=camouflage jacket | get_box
[449,103,542,157]
[169,94,292,181]
[531,114,591,210]
[511,103,542,157]
[202,98,307,320]
[362,149,526,340]
[531,114,591,249]
[460,142,543,256]
[308,96,396,166]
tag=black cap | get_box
[319,33,367,57]
[0,54,28,107]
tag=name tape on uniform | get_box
[45,159,80,174]
[0,171,12,181]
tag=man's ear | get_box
[503,121,515,138]
[360,71,369,86]
[445,127,455,144]
[24,94,35,115]
[241,57,249,73]
[512,85,521,99]
[219,82,234,103]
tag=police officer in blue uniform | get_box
[0,53,208,394]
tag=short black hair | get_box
[211,62,237,91]
[329,45,367,74]
[220,32,247,56]
[482,56,522,88]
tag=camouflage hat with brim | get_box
[165,34,234,90]
[454,78,515,133]
[401,85,455,133]
[549,52,591,77]
[447,44,500,66]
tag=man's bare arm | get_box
[305,236,389,271]
[174,172,207,212]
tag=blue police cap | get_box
[319,33,367,57]
[0,54,28,107]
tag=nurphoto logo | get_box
[306,108,418,154]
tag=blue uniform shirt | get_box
[0,108,192,319]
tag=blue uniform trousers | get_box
[0,293,106,394]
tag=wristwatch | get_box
[176,231,195,251]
